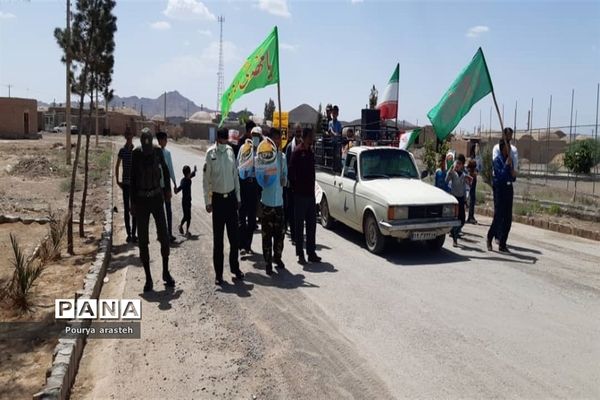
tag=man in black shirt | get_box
[131,128,175,292]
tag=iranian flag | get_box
[399,128,421,150]
[376,64,399,120]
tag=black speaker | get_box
[361,109,380,140]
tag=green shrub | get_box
[548,204,561,216]
[564,139,598,175]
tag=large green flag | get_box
[427,47,493,140]
[219,27,280,126]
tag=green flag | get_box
[220,27,280,126]
[427,47,493,140]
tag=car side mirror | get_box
[420,170,429,179]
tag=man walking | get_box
[259,129,287,275]
[289,127,321,265]
[238,124,261,255]
[284,124,303,244]
[115,127,137,243]
[130,128,175,292]
[156,131,177,243]
[491,128,518,242]
[488,140,516,252]
[203,128,244,285]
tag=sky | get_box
[1,0,599,134]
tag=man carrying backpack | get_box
[131,128,176,292]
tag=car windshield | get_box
[360,149,418,180]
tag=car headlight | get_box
[442,204,457,218]
[387,206,409,220]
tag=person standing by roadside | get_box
[284,124,303,244]
[130,128,175,292]
[487,140,516,252]
[434,154,450,193]
[203,128,244,285]
[289,127,321,265]
[115,127,137,243]
[445,154,471,247]
[156,131,177,243]
[259,129,287,275]
[321,104,332,134]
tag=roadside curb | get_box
[33,144,115,400]
[478,206,600,241]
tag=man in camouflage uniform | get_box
[257,128,287,275]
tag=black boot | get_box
[143,262,153,292]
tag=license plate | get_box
[411,232,437,241]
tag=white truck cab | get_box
[316,146,460,254]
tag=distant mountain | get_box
[109,90,214,118]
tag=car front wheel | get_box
[320,196,334,229]
[363,212,386,254]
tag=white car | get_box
[52,122,78,134]
[316,146,460,254]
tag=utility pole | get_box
[216,16,225,114]
[163,91,167,132]
[5,84,12,97]
[65,0,72,165]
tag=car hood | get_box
[358,178,457,206]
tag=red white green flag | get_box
[376,63,399,120]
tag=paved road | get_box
[73,140,600,399]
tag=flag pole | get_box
[277,82,282,132]
[395,63,399,130]
[479,47,507,148]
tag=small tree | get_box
[369,85,378,109]
[238,108,250,125]
[564,139,597,200]
[263,98,275,122]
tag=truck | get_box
[315,134,460,254]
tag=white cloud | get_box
[257,0,291,18]
[164,0,216,21]
[280,42,297,51]
[0,11,16,19]
[151,21,171,30]
[351,0,364,3]
[466,25,490,38]
[198,29,212,37]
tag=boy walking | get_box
[115,128,137,243]
[174,165,197,236]
[445,154,472,247]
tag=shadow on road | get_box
[302,261,338,273]
[216,280,254,298]
[243,270,319,289]
[140,288,184,310]
[508,244,542,255]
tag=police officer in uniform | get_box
[203,128,245,285]
[130,128,175,292]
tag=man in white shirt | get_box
[490,127,518,244]
[493,127,519,172]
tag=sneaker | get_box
[179,225,184,235]
[486,238,493,251]
[234,271,245,280]
[275,260,285,269]
[215,278,224,286]
[453,239,458,248]
[169,235,177,243]
[498,246,510,253]
[126,235,132,243]
[308,254,322,263]
[297,255,307,265]
[265,264,273,276]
